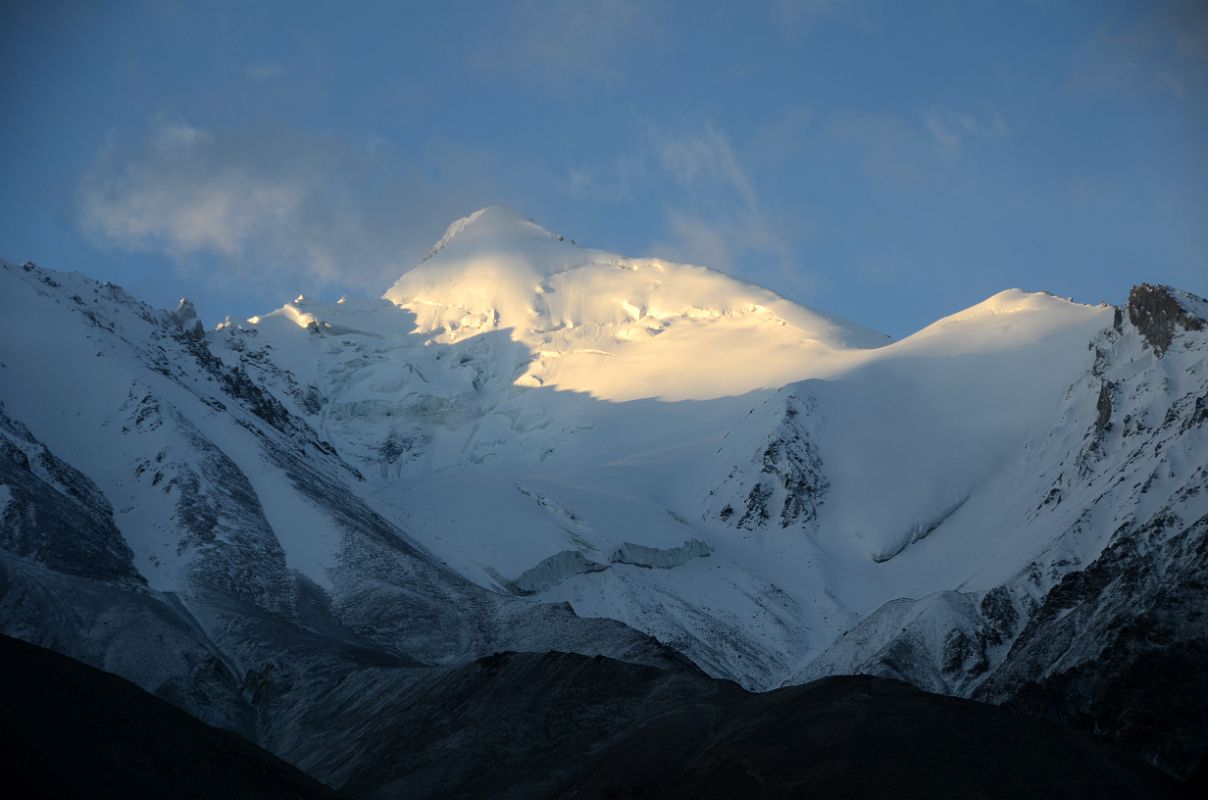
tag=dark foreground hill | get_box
[333,649,1180,799]
[0,633,338,799]
[0,634,1187,798]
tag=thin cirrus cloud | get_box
[651,126,794,283]
[569,123,794,283]
[468,0,656,88]
[1068,0,1208,99]
[923,108,1008,153]
[77,120,494,294]
[657,125,761,214]
[771,0,869,40]
[245,60,285,81]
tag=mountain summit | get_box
[416,205,566,262]
[383,207,888,400]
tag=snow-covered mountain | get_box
[2,206,1205,783]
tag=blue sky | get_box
[2,0,1205,337]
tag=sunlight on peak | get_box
[279,303,320,329]
[370,209,896,401]
[910,289,1104,334]
[239,213,1116,403]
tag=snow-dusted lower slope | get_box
[2,209,1206,779]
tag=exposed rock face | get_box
[713,395,829,532]
[509,540,713,595]
[1127,283,1206,356]
[977,511,1208,778]
[0,405,141,586]
[795,591,999,696]
[511,550,608,594]
[611,538,713,568]
[1095,381,1113,433]
[168,297,205,341]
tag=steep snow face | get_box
[791,284,1208,719]
[709,290,1112,574]
[383,206,888,401]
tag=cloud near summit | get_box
[78,121,492,293]
[82,118,800,303]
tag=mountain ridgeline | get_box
[1,208,1205,795]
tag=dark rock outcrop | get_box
[0,405,142,586]
[978,512,1208,779]
[721,395,829,531]
[1127,284,1206,357]
[1096,380,1113,432]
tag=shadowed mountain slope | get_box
[334,650,1179,800]
[0,633,339,799]
[2,634,1179,799]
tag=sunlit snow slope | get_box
[382,206,889,401]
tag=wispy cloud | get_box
[656,124,761,214]
[568,123,797,283]
[826,112,927,184]
[923,108,1008,153]
[651,205,790,282]
[771,0,869,40]
[245,60,284,80]
[79,120,499,295]
[747,105,814,169]
[567,152,649,202]
[470,0,657,89]
[648,125,795,281]
[1069,0,1208,100]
